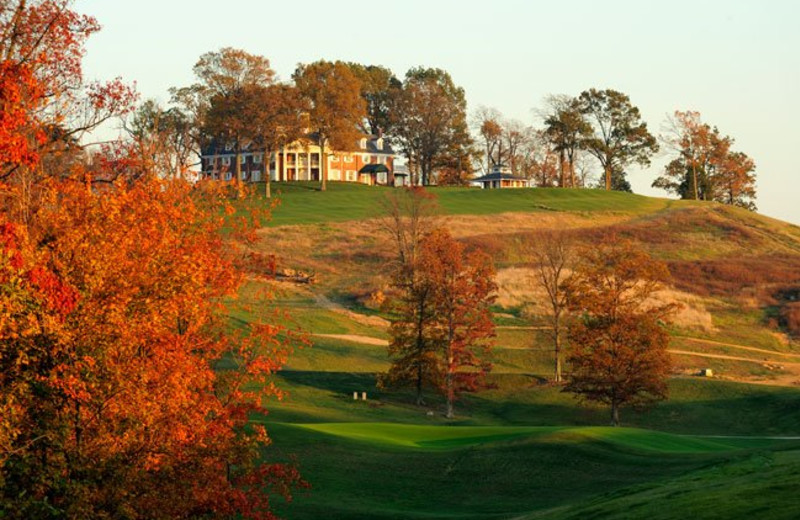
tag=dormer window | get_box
[360,138,367,149]
[376,138,383,151]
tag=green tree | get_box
[542,95,591,188]
[343,62,401,135]
[578,89,658,191]
[392,67,472,186]
[293,60,366,191]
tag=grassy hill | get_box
[232,182,800,519]
[255,181,681,226]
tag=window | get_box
[254,153,263,164]
[224,171,232,180]
[329,169,341,181]
[239,154,247,164]
[344,154,353,163]
[346,170,357,182]
[360,138,367,149]
[222,156,231,166]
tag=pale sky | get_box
[75,0,800,224]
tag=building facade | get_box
[471,164,530,189]
[201,135,399,186]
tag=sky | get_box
[74,0,800,224]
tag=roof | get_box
[359,164,390,174]
[358,135,395,155]
[472,172,529,183]
[393,163,410,176]
[201,134,397,157]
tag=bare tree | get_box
[517,130,559,187]
[530,231,573,383]
[377,188,440,405]
[471,106,504,174]
[502,119,531,175]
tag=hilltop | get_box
[236,182,800,519]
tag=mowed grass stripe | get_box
[286,422,780,453]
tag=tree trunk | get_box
[416,363,424,406]
[445,311,455,419]
[320,137,327,191]
[691,160,698,200]
[265,148,272,199]
[415,296,426,406]
[235,146,243,197]
[611,401,620,426]
[445,342,454,419]
[559,149,566,187]
[568,154,576,188]
[605,165,612,191]
[554,324,562,383]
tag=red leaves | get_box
[385,226,497,416]
[25,266,77,317]
[1,170,302,517]
[563,241,676,425]
[0,61,44,171]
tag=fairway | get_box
[267,421,800,520]
[243,185,800,519]
[290,422,782,452]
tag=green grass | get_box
[290,423,780,453]
[249,182,676,226]
[521,449,800,520]
[265,421,799,520]
[227,180,800,518]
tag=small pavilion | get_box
[471,164,529,189]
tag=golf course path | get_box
[313,333,389,346]
[676,336,800,359]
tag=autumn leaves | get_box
[0,2,304,517]
[380,190,677,426]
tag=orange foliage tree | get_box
[383,223,496,417]
[293,60,366,191]
[0,2,304,517]
[0,173,305,518]
[420,228,496,419]
[563,241,676,426]
[653,110,757,210]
